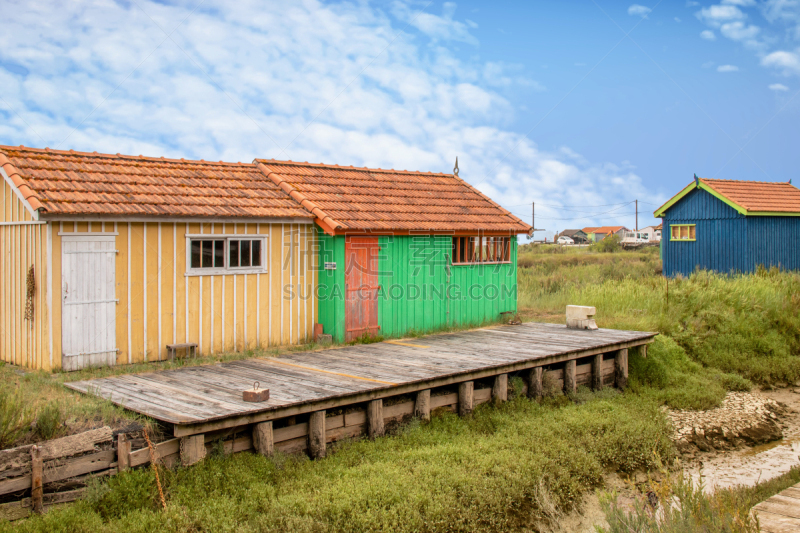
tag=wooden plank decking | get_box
[66,322,655,437]
[753,483,800,533]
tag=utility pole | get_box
[635,199,638,232]
[528,201,545,240]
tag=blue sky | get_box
[1,1,799,233]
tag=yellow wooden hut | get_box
[0,146,317,371]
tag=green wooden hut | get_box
[256,159,531,343]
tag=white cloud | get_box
[719,21,761,41]
[628,4,652,17]
[762,49,800,75]
[675,17,682,22]
[717,64,740,71]
[702,60,716,68]
[700,30,717,40]
[0,0,660,229]
[721,0,756,5]
[391,1,478,45]
[697,5,745,25]
[769,83,790,90]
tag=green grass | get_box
[599,465,800,533]
[3,391,674,533]
[517,245,800,406]
[3,245,800,531]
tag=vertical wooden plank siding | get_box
[7,220,312,370]
[317,233,518,343]
[0,179,49,369]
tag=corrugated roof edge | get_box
[253,157,532,234]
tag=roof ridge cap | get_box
[1,145,256,167]
[256,162,343,233]
[700,177,792,185]
[254,158,452,177]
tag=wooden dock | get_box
[66,322,655,463]
[753,483,800,532]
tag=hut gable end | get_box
[663,188,743,222]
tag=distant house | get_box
[622,226,661,244]
[558,229,589,244]
[654,176,800,277]
[639,225,662,242]
[582,226,628,243]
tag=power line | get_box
[504,200,632,209]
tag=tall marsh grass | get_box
[4,392,674,533]
[517,247,800,388]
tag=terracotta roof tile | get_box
[254,159,530,233]
[700,178,800,213]
[0,146,313,219]
[582,226,627,234]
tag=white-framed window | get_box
[187,236,267,275]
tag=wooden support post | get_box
[564,360,576,394]
[492,374,508,403]
[308,410,326,459]
[30,446,43,514]
[615,349,629,390]
[253,421,274,456]
[180,434,206,466]
[415,389,431,421]
[459,381,474,416]
[528,367,543,398]
[367,399,385,438]
[117,433,131,472]
[592,354,604,391]
[641,344,648,358]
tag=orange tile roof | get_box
[0,146,313,219]
[700,178,800,213]
[582,226,627,234]
[254,159,530,233]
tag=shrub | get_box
[35,402,63,440]
[592,234,622,253]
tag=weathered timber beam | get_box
[592,354,604,391]
[30,447,42,514]
[459,382,474,416]
[564,360,576,394]
[308,411,326,459]
[253,421,274,457]
[527,367,543,398]
[415,389,431,421]
[117,434,130,472]
[180,435,205,466]
[492,374,508,403]
[615,349,628,390]
[367,400,384,438]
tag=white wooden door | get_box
[61,236,118,371]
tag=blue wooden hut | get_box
[654,176,800,277]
